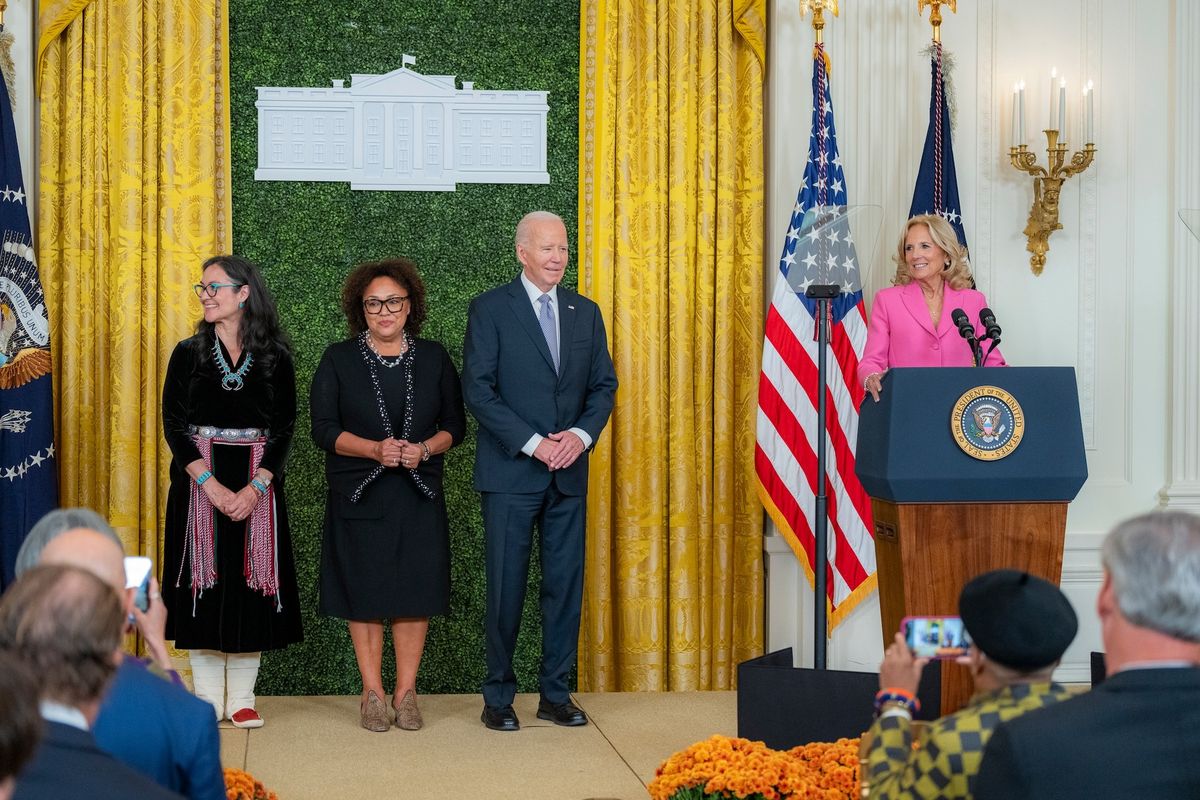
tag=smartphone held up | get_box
[123,556,153,614]
[901,615,970,660]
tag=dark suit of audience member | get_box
[0,566,182,800]
[463,211,617,730]
[975,511,1200,800]
[15,720,183,800]
[93,659,225,800]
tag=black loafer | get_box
[481,704,520,731]
[536,699,588,727]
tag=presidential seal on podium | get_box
[951,385,1024,460]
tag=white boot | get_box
[226,652,263,728]
[189,650,227,721]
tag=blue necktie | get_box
[538,294,559,373]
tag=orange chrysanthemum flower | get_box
[223,768,280,800]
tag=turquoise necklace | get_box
[212,336,253,391]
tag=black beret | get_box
[958,569,1078,671]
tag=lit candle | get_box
[1085,80,1095,143]
[1019,81,1026,146]
[1058,78,1067,137]
[1049,67,1058,130]
[1012,84,1019,147]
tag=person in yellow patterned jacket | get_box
[865,570,1078,800]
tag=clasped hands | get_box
[373,437,425,470]
[198,468,273,522]
[533,430,584,471]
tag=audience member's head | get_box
[1099,510,1200,670]
[0,650,40,800]
[16,507,129,607]
[959,569,1078,689]
[0,565,125,719]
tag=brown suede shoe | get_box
[360,690,390,732]
[393,689,423,730]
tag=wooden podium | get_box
[856,367,1087,714]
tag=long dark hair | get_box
[193,255,292,366]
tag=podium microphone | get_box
[979,307,1002,362]
[951,308,982,367]
[979,307,1002,344]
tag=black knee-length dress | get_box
[161,334,303,652]
[310,336,465,620]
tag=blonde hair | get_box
[891,214,974,289]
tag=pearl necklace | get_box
[366,333,407,368]
[212,336,253,391]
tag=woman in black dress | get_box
[311,258,465,732]
[162,255,302,729]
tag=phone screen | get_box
[902,615,970,659]
[123,556,153,613]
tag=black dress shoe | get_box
[481,704,520,731]
[536,699,588,726]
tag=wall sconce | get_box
[1008,72,1097,275]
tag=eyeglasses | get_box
[363,296,409,315]
[193,282,245,298]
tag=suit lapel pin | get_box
[567,305,575,310]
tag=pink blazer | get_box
[857,282,1006,385]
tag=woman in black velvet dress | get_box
[161,255,302,729]
[311,258,465,732]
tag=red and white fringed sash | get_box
[180,434,282,614]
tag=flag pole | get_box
[799,0,841,670]
[918,0,956,43]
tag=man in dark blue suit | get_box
[974,511,1200,799]
[1,565,183,800]
[16,509,224,800]
[464,211,618,731]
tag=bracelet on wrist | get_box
[250,478,269,496]
[420,441,431,462]
[195,470,213,486]
[873,688,920,716]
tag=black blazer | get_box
[974,667,1200,800]
[14,720,184,800]
[463,277,617,495]
[310,337,465,516]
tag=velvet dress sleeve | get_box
[259,347,296,476]
[162,341,202,466]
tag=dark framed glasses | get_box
[363,296,409,314]
[193,282,245,298]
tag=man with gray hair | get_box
[975,510,1200,799]
[1,565,181,800]
[15,508,224,800]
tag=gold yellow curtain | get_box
[38,0,232,564]
[578,0,767,690]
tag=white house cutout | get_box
[255,57,550,191]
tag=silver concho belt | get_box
[187,425,269,441]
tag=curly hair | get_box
[192,254,292,367]
[890,214,975,290]
[0,565,124,708]
[340,258,427,337]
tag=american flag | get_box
[755,45,876,626]
[910,41,967,246]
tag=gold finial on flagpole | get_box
[918,0,956,43]
[0,0,7,27]
[800,0,839,44]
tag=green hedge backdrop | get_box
[228,0,580,694]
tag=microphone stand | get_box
[805,283,841,670]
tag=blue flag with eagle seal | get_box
[0,65,57,589]
[909,42,967,247]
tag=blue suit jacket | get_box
[91,659,225,800]
[463,276,617,495]
[14,720,183,800]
